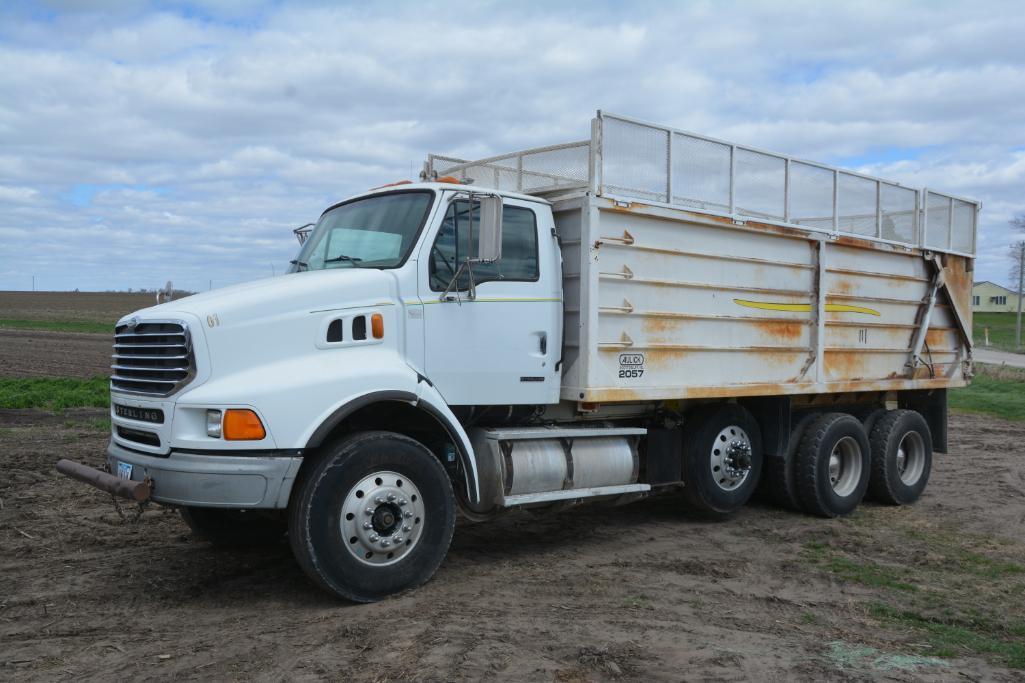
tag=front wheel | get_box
[288,431,456,603]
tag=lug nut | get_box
[363,522,372,530]
[402,525,411,532]
[398,499,407,506]
[392,535,403,544]
[365,507,374,515]
[403,511,413,518]
[380,540,390,547]
[375,496,385,504]
[387,493,396,502]
[369,534,380,542]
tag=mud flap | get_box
[899,389,948,454]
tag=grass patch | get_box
[0,318,111,334]
[64,416,112,432]
[622,594,654,610]
[870,604,1025,668]
[803,542,917,592]
[950,374,1025,422]
[826,556,918,592]
[803,524,1025,670]
[0,376,109,411]
[974,312,1024,353]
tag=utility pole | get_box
[32,275,35,292]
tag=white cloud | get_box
[0,0,1023,291]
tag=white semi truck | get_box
[59,112,979,602]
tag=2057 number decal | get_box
[618,353,645,379]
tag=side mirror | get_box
[477,195,502,263]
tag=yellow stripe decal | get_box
[733,299,880,316]
[825,303,882,316]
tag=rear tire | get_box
[795,413,870,518]
[763,412,818,511]
[681,404,763,514]
[288,431,455,603]
[180,507,286,547]
[868,409,932,505]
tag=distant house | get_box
[972,281,1019,312]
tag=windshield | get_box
[290,190,434,272]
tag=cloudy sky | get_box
[1,0,1023,292]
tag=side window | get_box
[429,201,539,291]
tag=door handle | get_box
[539,333,547,355]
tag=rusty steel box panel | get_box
[556,196,972,403]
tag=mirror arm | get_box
[439,259,477,303]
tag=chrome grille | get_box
[110,321,193,396]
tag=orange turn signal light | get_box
[371,313,384,339]
[223,409,266,441]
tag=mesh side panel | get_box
[838,173,878,236]
[428,146,587,192]
[925,192,951,250]
[602,117,669,202]
[735,149,785,220]
[522,145,589,190]
[430,156,466,177]
[881,184,917,243]
[790,162,834,228]
[671,134,730,212]
[459,164,504,189]
[952,199,975,253]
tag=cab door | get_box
[417,197,561,405]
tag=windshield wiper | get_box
[290,259,309,271]
[323,254,363,266]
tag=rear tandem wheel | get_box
[794,412,871,518]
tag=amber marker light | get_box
[223,409,266,440]
[371,313,385,339]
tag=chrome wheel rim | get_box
[828,436,862,497]
[710,425,753,492]
[896,431,926,485]
[340,470,425,567]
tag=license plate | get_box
[117,462,133,480]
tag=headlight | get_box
[206,409,222,438]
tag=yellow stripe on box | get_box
[733,299,880,316]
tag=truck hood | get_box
[117,269,403,397]
[121,269,400,328]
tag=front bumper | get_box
[102,441,302,509]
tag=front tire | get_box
[868,409,932,505]
[681,404,763,514]
[288,431,456,603]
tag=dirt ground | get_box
[0,330,112,378]
[2,409,1023,681]
[0,291,187,378]
[0,291,157,324]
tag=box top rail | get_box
[423,111,980,257]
